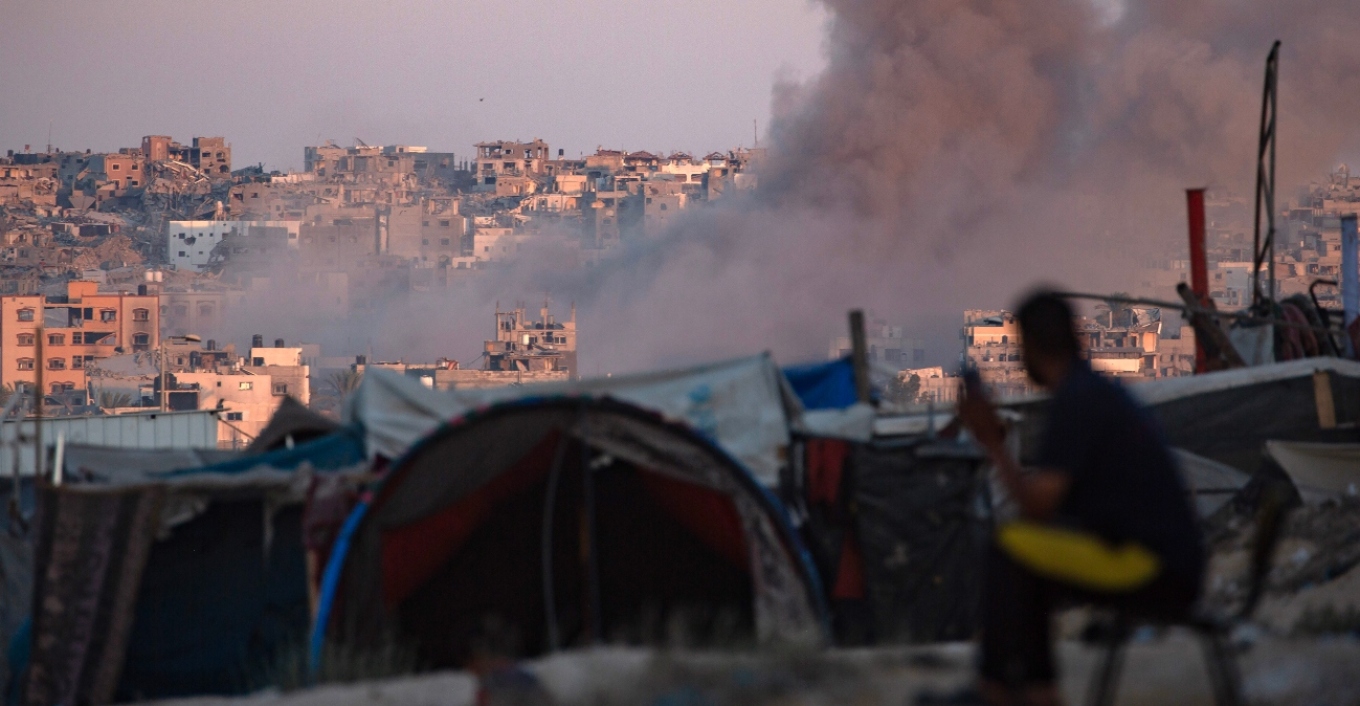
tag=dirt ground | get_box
[150,501,1360,706]
[148,636,1360,706]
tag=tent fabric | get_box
[62,445,239,485]
[850,439,988,643]
[782,358,859,410]
[1171,448,1252,517]
[1139,361,1360,475]
[246,396,342,453]
[1266,441,1360,503]
[26,485,164,706]
[17,429,369,702]
[115,501,309,700]
[319,398,826,668]
[1130,357,1360,406]
[344,355,799,486]
[0,479,33,696]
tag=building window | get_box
[72,356,83,369]
[132,333,150,346]
[133,308,150,321]
[47,334,63,346]
[101,310,116,322]
[47,358,65,370]
[238,382,253,391]
[16,309,33,322]
[198,304,214,316]
[272,383,288,395]
[440,220,451,227]
[16,333,34,347]
[441,238,451,246]
[71,333,82,344]
[16,358,33,371]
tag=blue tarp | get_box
[156,427,365,479]
[782,357,859,410]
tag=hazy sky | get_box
[0,0,828,171]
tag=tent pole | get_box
[582,433,602,645]
[541,431,570,652]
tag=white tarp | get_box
[1131,357,1360,406]
[1266,440,1360,503]
[344,355,800,486]
[1171,448,1251,517]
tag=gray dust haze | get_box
[233,0,1360,373]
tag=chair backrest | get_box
[1237,482,1290,620]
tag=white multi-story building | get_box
[167,220,300,271]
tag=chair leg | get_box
[1086,635,1127,706]
[1200,632,1244,706]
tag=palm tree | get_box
[326,369,363,398]
[98,390,135,408]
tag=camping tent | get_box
[316,397,827,670]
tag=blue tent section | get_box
[782,357,859,410]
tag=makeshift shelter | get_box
[316,397,826,671]
[18,428,368,704]
[1133,358,1360,476]
[792,434,987,646]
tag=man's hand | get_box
[957,383,1006,454]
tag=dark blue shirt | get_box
[1035,362,1205,584]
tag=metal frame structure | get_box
[1251,41,1281,310]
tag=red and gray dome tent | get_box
[313,396,827,669]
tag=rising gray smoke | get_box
[227,0,1360,374]
[557,0,1360,372]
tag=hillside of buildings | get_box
[4,134,1360,434]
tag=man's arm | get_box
[957,393,1070,521]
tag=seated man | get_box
[958,291,1205,706]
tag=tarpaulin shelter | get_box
[1132,358,1360,475]
[782,357,859,411]
[1265,441,1360,503]
[344,355,800,487]
[18,428,368,705]
[792,432,987,646]
[316,397,827,671]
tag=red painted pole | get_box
[1187,188,1209,373]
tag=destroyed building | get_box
[485,302,577,377]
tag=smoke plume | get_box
[228,0,1360,375]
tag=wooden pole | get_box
[849,310,871,404]
[34,326,43,479]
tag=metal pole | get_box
[1187,189,1210,373]
[1252,41,1281,310]
[160,338,167,412]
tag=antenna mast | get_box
[1251,41,1281,311]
